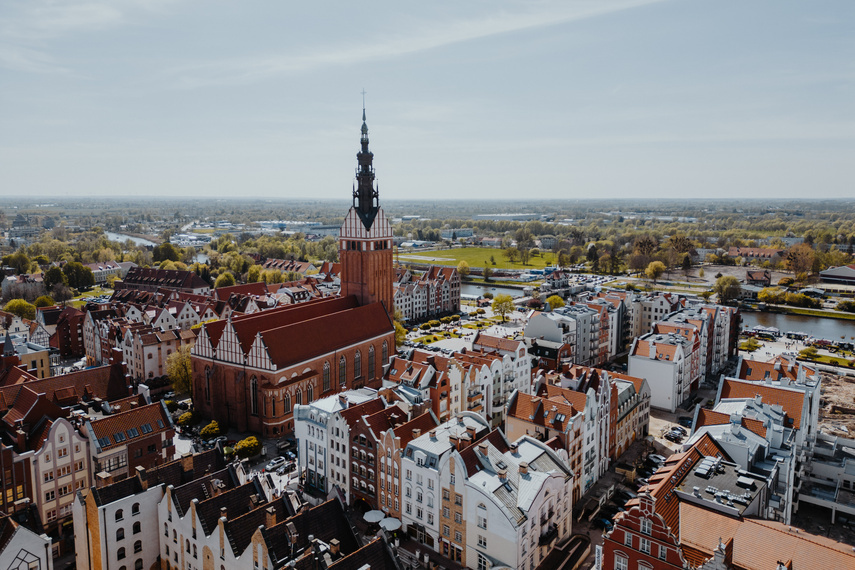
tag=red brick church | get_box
[191,109,395,437]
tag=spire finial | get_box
[361,88,367,120]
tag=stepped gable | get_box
[2,386,65,433]
[695,408,768,439]
[262,302,393,369]
[720,379,806,429]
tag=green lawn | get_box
[398,247,557,271]
[69,286,110,308]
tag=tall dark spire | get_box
[354,103,379,231]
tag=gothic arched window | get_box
[382,341,388,365]
[307,384,313,403]
[250,376,258,416]
[368,346,375,380]
[339,356,347,385]
[283,393,291,414]
[354,351,362,379]
[295,389,302,406]
[323,362,331,392]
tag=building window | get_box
[339,356,347,385]
[295,389,302,406]
[307,384,313,403]
[614,554,628,570]
[116,528,125,541]
[354,351,362,378]
[283,393,291,414]
[368,346,375,379]
[116,509,124,521]
[659,544,667,560]
[135,560,143,570]
[250,377,259,416]
[382,341,388,365]
[133,522,141,535]
[478,535,486,548]
[640,517,651,535]
[624,533,632,547]
[134,541,142,553]
[117,548,126,560]
[323,362,331,392]
[132,503,140,515]
[640,537,651,554]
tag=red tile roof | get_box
[507,392,578,433]
[88,401,173,452]
[695,408,767,439]
[719,379,806,429]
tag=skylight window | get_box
[113,432,126,442]
[156,420,164,429]
[140,423,153,434]
[127,428,140,438]
[97,437,111,448]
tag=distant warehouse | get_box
[819,264,855,286]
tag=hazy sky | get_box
[1,0,852,201]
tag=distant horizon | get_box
[2,1,852,200]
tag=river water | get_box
[461,283,526,298]
[105,232,157,247]
[740,311,855,341]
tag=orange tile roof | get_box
[720,379,805,429]
[507,392,578,432]
[680,502,855,570]
[538,383,588,411]
[736,356,805,383]
[695,408,767,439]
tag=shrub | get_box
[177,411,199,427]
[163,400,178,413]
[778,277,794,287]
[837,300,855,313]
[200,421,222,438]
[235,436,261,459]
[482,292,494,299]
[420,323,431,331]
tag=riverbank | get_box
[741,303,855,321]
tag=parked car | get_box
[664,432,683,443]
[670,426,688,436]
[635,478,650,488]
[678,416,693,428]
[265,456,287,472]
[276,461,295,475]
[615,489,637,502]
[284,450,297,461]
[593,518,614,531]
[648,454,668,464]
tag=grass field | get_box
[398,247,557,271]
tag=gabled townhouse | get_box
[52,307,85,360]
[525,303,601,366]
[629,291,687,339]
[447,430,574,570]
[393,266,460,322]
[471,333,532,408]
[121,326,197,382]
[399,413,490,554]
[628,330,699,412]
[84,401,175,486]
[328,397,386,504]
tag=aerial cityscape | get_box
[2,2,854,570]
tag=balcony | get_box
[538,523,558,546]
[467,392,482,402]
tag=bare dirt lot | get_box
[818,371,855,436]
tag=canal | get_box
[741,311,855,341]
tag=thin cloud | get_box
[167,0,668,89]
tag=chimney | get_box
[754,394,762,406]
[509,443,519,454]
[498,468,507,481]
[265,506,277,528]
[412,428,422,439]
[220,506,228,521]
[136,465,147,490]
[130,401,138,409]
[466,426,477,439]
[15,428,26,450]
[429,429,437,440]
[329,538,341,556]
[478,442,489,456]
[339,394,348,408]
[519,462,528,475]
[449,434,460,450]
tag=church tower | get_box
[339,107,394,314]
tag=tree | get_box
[3,251,31,275]
[33,295,54,308]
[492,294,515,322]
[152,242,181,263]
[778,277,794,287]
[3,299,36,320]
[527,297,544,309]
[62,262,95,289]
[235,436,261,459]
[503,247,520,263]
[214,272,236,288]
[43,266,67,291]
[200,421,222,438]
[681,254,692,276]
[786,243,815,276]
[52,284,73,304]
[247,264,263,283]
[457,260,470,279]
[483,265,493,282]
[836,300,855,313]
[177,411,199,427]
[546,295,565,310]
[645,261,666,283]
[698,268,705,279]
[713,275,741,304]
[166,345,194,395]
[394,321,407,347]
